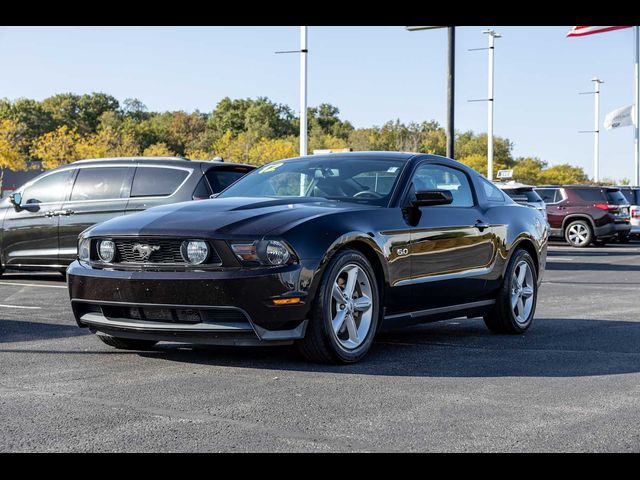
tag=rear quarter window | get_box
[573,188,607,202]
[206,167,252,193]
[130,167,189,197]
[481,179,506,202]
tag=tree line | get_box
[0,92,610,190]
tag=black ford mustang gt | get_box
[67,152,548,363]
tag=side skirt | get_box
[380,299,496,332]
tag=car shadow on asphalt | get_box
[127,317,640,378]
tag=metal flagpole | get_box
[447,27,456,159]
[634,26,639,186]
[300,26,308,157]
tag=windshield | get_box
[218,157,406,206]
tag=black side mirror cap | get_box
[412,189,453,207]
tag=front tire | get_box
[297,249,380,364]
[484,248,538,334]
[564,220,592,248]
[96,334,157,350]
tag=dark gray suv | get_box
[0,157,254,274]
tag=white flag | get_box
[604,104,636,130]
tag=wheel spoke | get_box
[353,295,372,312]
[517,263,527,286]
[332,309,346,335]
[516,297,524,318]
[344,266,359,298]
[344,313,359,342]
[332,283,346,304]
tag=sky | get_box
[0,26,637,180]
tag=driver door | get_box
[407,163,497,310]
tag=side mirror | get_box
[9,192,22,207]
[412,189,453,207]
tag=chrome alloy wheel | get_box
[511,260,535,324]
[330,263,374,350]
[567,223,589,246]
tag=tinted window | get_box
[70,167,129,201]
[605,189,628,204]
[620,188,640,204]
[481,179,506,202]
[192,176,213,199]
[22,170,74,204]
[130,167,189,197]
[206,168,251,193]
[219,158,405,207]
[411,164,474,207]
[503,188,543,203]
[573,188,607,202]
[536,188,559,203]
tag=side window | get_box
[22,170,74,204]
[70,167,130,201]
[192,176,213,199]
[410,164,474,207]
[205,168,251,193]
[481,179,506,203]
[130,167,189,197]
[536,188,557,203]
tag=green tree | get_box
[512,157,547,184]
[537,164,589,184]
[0,119,29,194]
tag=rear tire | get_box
[297,249,380,364]
[96,334,157,350]
[484,248,538,335]
[564,220,593,248]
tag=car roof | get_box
[278,151,420,162]
[69,156,254,169]
[536,184,621,190]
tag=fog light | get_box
[182,240,209,264]
[98,240,115,262]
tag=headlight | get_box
[230,240,293,266]
[181,240,209,265]
[97,240,116,263]
[78,238,91,261]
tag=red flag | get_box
[567,26,632,37]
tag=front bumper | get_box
[67,260,316,345]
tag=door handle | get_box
[44,211,56,218]
[474,220,491,231]
[60,209,75,216]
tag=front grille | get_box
[105,238,221,265]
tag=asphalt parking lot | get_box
[1,242,640,452]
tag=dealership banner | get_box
[604,104,636,130]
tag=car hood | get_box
[87,197,375,239]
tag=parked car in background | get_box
[534,185,631,247]
[617,186,640,240]
[0,157,254,275]
[495,181,547,222]
[67,152,548,364]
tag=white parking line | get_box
[0,281,67,289]
[0,304,42,309]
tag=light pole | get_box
[579,78,604,183]
[635,26,639,186]
[276,26,309,157]
[469,29,501,180]
[406,26,456,159]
